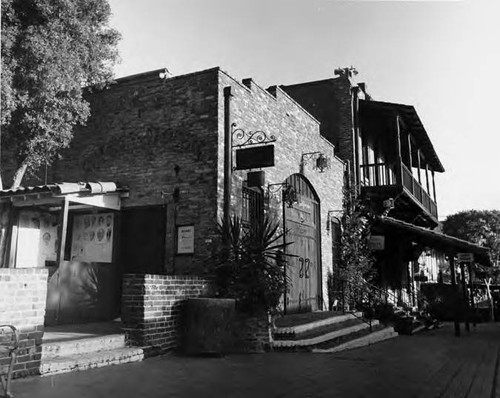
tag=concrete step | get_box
[40,346,144,376]
[42,334,127,359]
[312,326,398,353]
[273,312,363,337]
[272,319,380,350]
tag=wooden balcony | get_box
[360,162,438,224]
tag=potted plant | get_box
[183,215,290,353]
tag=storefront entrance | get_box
[284,174,321,313]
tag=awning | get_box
[373,216,492,267]
[0,181,128,210]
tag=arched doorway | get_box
[283,174,321,313]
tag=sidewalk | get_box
[10,322,500,398]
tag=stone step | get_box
[274,318,364,341]
[312,326,398,353]
[40,347,145,376]
[272,319,380,350]
[273,312,363,337]
[42,334,127,359]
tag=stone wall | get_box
[0,268,48,377]
[121,274,209,354]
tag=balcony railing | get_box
[401,164,438,219]
[360,162,438,219]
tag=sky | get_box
[107,0,500,219]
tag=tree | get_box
[1,0,120,189]
[442,210,500,267]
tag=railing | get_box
[401,164,438,219]
[334,275,435,330]
[359,162,438,220]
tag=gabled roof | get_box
[360,99,445,173]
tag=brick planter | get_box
[121,274,209,354]
[0,268,48,378]
[232,311,273,353]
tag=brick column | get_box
[0,268,48,377]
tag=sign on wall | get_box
[177,225,195,254]
[235,145,275,170]
[368,235,385,251]
[70,213,114,263]
[16,210,58,268]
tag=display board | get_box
[70,213,114,263]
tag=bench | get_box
[0,325,18,398]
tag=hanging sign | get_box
[457,253,474,263]
[235,145,275,170]
[368,235,385,250]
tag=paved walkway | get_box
[10,323,500,398]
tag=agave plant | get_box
[210,215,292,315]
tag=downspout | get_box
[351,85,360,189]
[223,87,233,229]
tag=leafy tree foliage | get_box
[1,0,120,188]
[442,210,500,267]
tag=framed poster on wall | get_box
[70,213,114,263]
[177,225,194,254]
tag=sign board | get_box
[235,145,274,170]
[177,225,195,254]
[368,235,385,251]
[457,252,474,263]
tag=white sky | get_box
[107,0,500,219]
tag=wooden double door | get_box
[284,174,321,313]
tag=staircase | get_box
[41,321,144,376]
[272,311,398,353]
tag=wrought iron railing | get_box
[334,275,435,331]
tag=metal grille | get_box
[242,187,263,229]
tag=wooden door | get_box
[284,174,321,313]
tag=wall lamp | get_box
[326,210,343,234]
[267,182,298,208]
[301,152,331,173]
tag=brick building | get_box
[1,67,345,329]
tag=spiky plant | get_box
[210,215,291,315]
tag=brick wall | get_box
[217,72,345,306]
[0,268,48,377]
[121,274,209,353]
[48,68,222,275]
[232,312,272,352]
[281,75,356,180]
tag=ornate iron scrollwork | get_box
[231,122,276,148]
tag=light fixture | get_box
[301,151,331,173]
[267,182,298,208]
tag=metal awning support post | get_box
[467,262,476,327]
[459,261,470,331]
[56,197,69,264]
[449,256,460,337]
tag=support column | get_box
[223,86,233,229]
[56,197,69,264]
[417,149,422,184]
[395,115,403,186]
[425,163,431,195]
[431,170,437,202]
[459,261,470,331]
[407,133,414,193]
[467,262,476,326]
[450,256,460,336]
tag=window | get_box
[242,186,263,230]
